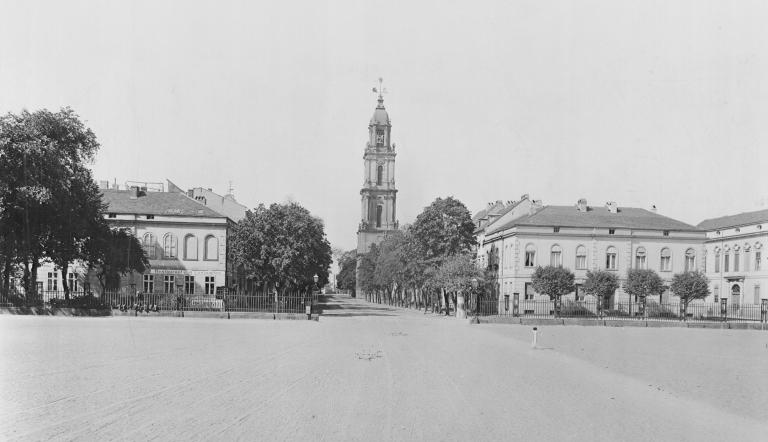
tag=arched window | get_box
[143,233,156,259]
[184,234,198,260]
[524,244,536,267]
[724,247,730,272]
[163,234,177,259]
[715,248,721,273]
[714,284,720,302]
[605,246,617,270]
[575,245,587,269]
[635,247,647,269]
[744,244,751,272]
[733,246,740,272]
[550,244,562,267]
[755,243,762,271]
[684,248,696,271]
[376,165,383,185]
[660,248,671,272]
[731,284,741,307]
[204,235,218,261]
[376,205,383,228]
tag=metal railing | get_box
[477,298,768,323]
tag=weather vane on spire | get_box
[372,77,387,100]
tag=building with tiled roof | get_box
[697,208,767,308]
[476,198,706,313]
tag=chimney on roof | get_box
[576,198,588,212]
[529,199,543,215]
[651,204,657,213]
[129,186,139,199]
[520,194,529,201]
[606,201,618,214]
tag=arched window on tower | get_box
[376,205,383,228]
[377,165,383,185]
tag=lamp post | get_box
[308,274,319,320]
[471,277,479,323]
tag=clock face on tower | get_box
[376,131,384,146]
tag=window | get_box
[575,245,587,270]
[756,250,762,271]
[376,205,383,228]
[684,249,696,271]
[146,215,155,220]
[204,235,219,261]
[606,246,617,270]
[205,276,216,295]
[663,230,670,236]
[550,245,562,267]
[163,234,178,259]
[184,276,195,295]
[143,274,154,293]
[143,233,156,259]
[376,129,384,146]
[108,213,116,218]
[608,229,615,235]
[164,275,175,294]
[67,273,78,292]
[553,227,560,233]
[660,248,671,272]
[184,235,198,260]
[714,285,719,303]
[47,272,58,291]
[744,248,750,272]
[524,282,535,300]
[724,252,730,272]
[575,284,584,301]
[734,249,740,272]
[715,250,721,273]
[754,285,761,305]
[524,244,536,267]
[635,247,647,269]
[376,165,383,185]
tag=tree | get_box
[87,224,149,292]
[0,108,101,298]
[530,266,575,309]
[336,250,357,294]
[410,196,476,263]
[428,253,484,315]
[623,268,665,303]
[357,243,380,301]
[670,270,710,318]
[582,270,619,312]
[229,202,332,292]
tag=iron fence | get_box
[477,298,768,323]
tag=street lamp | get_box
[471,278,479,322]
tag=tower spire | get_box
[372,77,387,104]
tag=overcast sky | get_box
[2,0,767,251]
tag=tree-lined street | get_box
[1,295,766,441]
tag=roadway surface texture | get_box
[1,294,767,441]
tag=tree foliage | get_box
[87,225,149,291]
[530,265,575,300]
[410,197,476,263]
[623,268,665,300]
[336,249,357,292]
[670,270,710,307]
[429,253,484,295]
[229,202,332,291]
[582,270,619,300]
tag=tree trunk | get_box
[61,261,70,300]
[31,259,39,300]
[1,258,10,298]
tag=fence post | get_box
[512,293,519,317]
[720,298,728,322]
[761,299,767,323]
[639,296,646,318]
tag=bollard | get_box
[532,327,538,349]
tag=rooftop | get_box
[101,189,225,218]
[697,208,768,230]
[487,205,700,234]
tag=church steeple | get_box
[357,78,398,256]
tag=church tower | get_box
[356,80,398,291]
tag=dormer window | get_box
[108,213,116,218]
[146,215,154,220]
[553,227,560,233]
[608,229,615,235]
[663,230,670,236]
[735,227,741,233]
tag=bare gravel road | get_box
[1,294,766,441]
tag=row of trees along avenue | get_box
[337,197,485,314]
[228,202,333,294]
[531,265,711,316]
[0,108,149,303]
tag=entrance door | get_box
[731,284,741,308]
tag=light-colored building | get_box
[476,198,706,308]
[698,209,767,306]
[356,85,399,294]
[38,183,231,296]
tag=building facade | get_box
[698,209,768,306]
[356,86,399,294]
[476,199,706,307]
